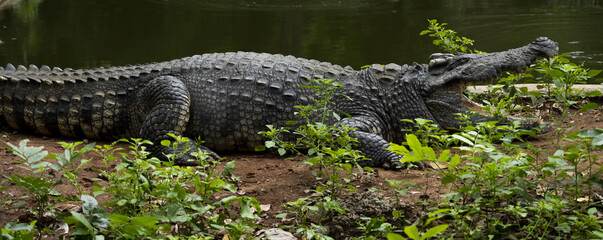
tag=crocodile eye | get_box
[427,53,454,75]
[428,53,453,68]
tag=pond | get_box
[0,0,601,83]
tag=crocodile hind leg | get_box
[138,75,217,165]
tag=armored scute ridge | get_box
[0,37,558,168]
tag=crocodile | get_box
[0,37,558,168]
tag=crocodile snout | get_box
[530,37,559,58]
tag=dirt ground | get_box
[0,98,602,238]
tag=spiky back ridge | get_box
[0,58,192,139]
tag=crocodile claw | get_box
[174,147,221,166]
[383,159,426,170]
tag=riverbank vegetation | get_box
[1,20,602,239]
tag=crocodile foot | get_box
[382,159,426,170]
[173,146,222,166]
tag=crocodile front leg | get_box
[138,75,215,164]
[340,116,425,169]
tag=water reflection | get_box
[148,0,399,11]
[0,0,600,83]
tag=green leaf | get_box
[440,173,457,184]
[265,141,276,148]
[387,233,407,240]
[406,134,423,156]
[437,150,450,162]
[588,207,598,216]
[108,214,130,225]
[587,90,602,97]
[593,134,603,146]
[554,223,571,233]
[577,129,603,138]
[255,145,266,151]
[447,155,461,169]
[81,195,98,215]
[388,143,410,155]
[459,173,476,179]
[332,112,341,121]
[587,69,602,78]
[451,134,474,146]
[4,222,34,232]
[130,216,158,229]
[404,225,419,240]
[165,204,183,219]
[420,224,449,240]
[239,198,256,219]
[70,211,94,235]
[278,148,287,156]
[579,102,599,113]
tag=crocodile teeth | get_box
[6,63,15,71]
[17,65,27,71]
[41,65,51,71]
[29,64,39,71]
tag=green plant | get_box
[356,217,394,239]
[92,136,260,238]
[420,19,480,54]
[417,20,603,239]
[400,118,450,151]
[3,140,61,226]
[93,138,158,215]
[386,209,449,240]
[259,79,367,198]
[260,78,371,239]
[64,195,111,239]
[1,221,37,240]
[1,134,259,238]
[277,197,339,240]
[49,141,96,195]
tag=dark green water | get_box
[0,0,601,80]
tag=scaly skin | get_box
[0,37,558,168]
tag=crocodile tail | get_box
[0,64,138,139]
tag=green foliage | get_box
[92,136,259,238]
[400,118,450,151]
[356,217,394,239]
[259,79,366,198]
[50,141,96,195]
[1,221,37,240]
[2,136,258,239]
[260,78,370,239]
[64,195,111,239]
[408,19,603,239]
[2,18,602,240]
[265,20,602,239]
[385,209,449,240]
[277,197,342,240]
[3,140,61,226]
[420,19,481,54]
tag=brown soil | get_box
[0,100,602,239]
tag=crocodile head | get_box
[420,37,558,130]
